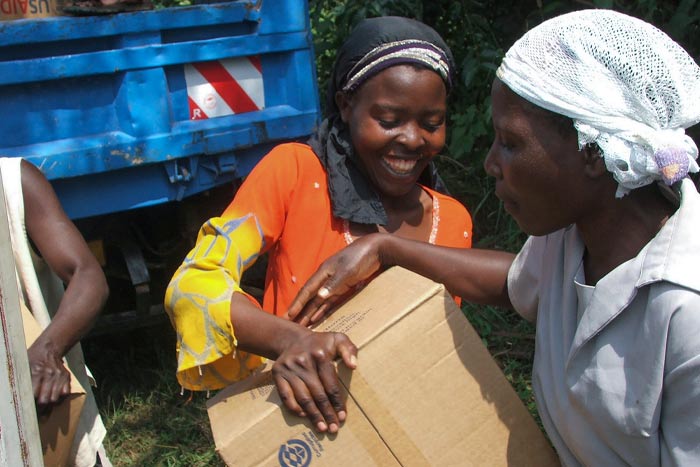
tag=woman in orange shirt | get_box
[165,16,473,434]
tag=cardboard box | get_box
[21,302,86,467]
[208,267,559,466]
[1,0,60,21]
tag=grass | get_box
[82,324,225,467]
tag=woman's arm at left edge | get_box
[21,160,108,406]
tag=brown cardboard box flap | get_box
[208,267,559,466]
[21,301,86,467]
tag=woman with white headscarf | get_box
[288,9,700,466]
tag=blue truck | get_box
[0,0,321,331]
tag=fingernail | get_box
[318,287,330,299]
[338,410,346,422]
[350,355,357,367]
[317,421,328,432]
[329,423,339,433]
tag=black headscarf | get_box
[308,16,455,225]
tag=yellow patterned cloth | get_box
[164,215,267,390]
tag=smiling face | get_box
[337,65,447,199]
[484,78,598,236]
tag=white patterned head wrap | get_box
[497,9,700,197]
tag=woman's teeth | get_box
[383,157,417,175]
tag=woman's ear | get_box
[335,91,351,123]
[583,143,607,179]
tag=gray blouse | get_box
[508,178,700,466]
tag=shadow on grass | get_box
[82,322,225,467]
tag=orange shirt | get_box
[226,143,473,315]
[165,143,473,390]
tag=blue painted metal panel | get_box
[0,0,320,219]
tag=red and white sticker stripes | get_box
[185,56,265,120]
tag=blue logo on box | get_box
[278,439,312,467]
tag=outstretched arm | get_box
[288,233,515,326]
[21,161,108,407]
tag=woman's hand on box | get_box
[230,293,358,433]
[272,330,358,433]
[287,234,384,327]
[27,340,71,413]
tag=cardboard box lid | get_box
[208,267,559,466]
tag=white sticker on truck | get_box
[185,56,265,120]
